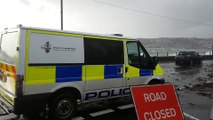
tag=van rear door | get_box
[0,30,19,105]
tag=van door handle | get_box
[117,67,123,74]
[125,67,128,73]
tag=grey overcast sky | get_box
[0,0,213,38]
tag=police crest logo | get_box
[41,41,51,53]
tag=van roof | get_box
[10,25,138,41]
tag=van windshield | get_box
[0,31,19,65]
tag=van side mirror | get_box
[152,56,158,69]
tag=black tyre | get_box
[49,93,77,120]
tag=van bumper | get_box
[14,93,50,114]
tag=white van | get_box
[0,26,164,120]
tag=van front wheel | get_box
[49,93,77,120]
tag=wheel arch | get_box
[51,87,82,101]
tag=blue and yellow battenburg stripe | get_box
[25,64,164,85]
[26,65,124,85]
[126,64,164,78]
[56,65,123,82]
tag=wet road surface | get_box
[159,60,213,120]
[1,60,212,120]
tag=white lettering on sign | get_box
[144,92,167,102]
[144,108,176,120]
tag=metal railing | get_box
[148,50,213,57]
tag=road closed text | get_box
[131,85,184,120]
[144,92,166,102]
[144,108,176,120]
[143,92,177,119]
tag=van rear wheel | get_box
[49,93,77,120]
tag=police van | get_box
[0,25,164,120]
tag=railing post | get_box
[212,44,213,55]
[61,0,63,30]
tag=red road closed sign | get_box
[131,84,184,120]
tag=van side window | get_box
[127,41,151,68]
[84,38,124,65]
[139,45,150,67]
[126,42,140,68]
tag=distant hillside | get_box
[140,38,213,49]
